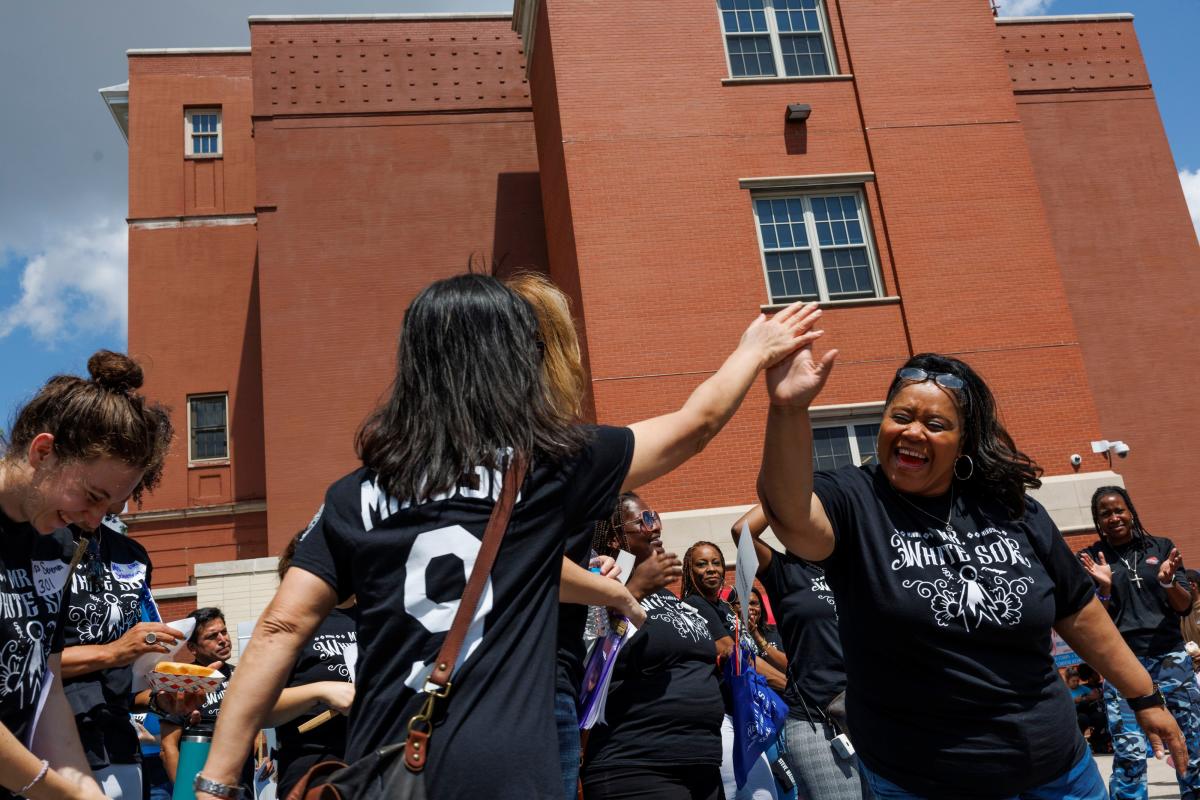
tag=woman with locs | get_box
[732,505,867,799]
[1078,485,1200,797]
[193,275,825,800]
[0,351,175,800]
[757,336,1186,798]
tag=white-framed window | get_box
[189,394,229,462]
[185,108,222,157]
[752,189,882,304]
[718,0,836,78]
[812,420,880,472]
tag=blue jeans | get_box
[859,748,1105,799]
[1103,649,1200,799]
[556,688,581,800]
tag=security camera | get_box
[1070,454,1082,467]
[1111,441,1130,459]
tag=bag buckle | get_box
[404,683,452,774]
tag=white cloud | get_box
[996,0,1055,16]
[0,218,126,345]
[1181,169,1200,241]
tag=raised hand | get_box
[737,301,827,372]
[1158,548,1183,585]
[764,328,837,410]
[626,549,684,602]
[1079,552,1113,594]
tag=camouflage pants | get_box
[1103,650,1200,800]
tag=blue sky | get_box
[0,0,1196,429]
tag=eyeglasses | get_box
[897,367,965,391]
[617,510,661,531]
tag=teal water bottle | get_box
[172,725,214,800]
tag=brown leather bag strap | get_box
[427,450,528,689]
[405,452,528,773]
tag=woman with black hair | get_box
[194,276,824,800]
[582,493,725,800]
[731,506,866,800]
[757,340,1186,798]
[1078,486,1200,797]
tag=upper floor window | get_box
[753,189,882,304]
[813,420,879,472]
[718,0,835,78]
[189,394,228,462]
[185,108,222,157]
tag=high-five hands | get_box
[762,304,837,408]
[739,301,829,373]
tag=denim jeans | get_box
[556,688,582,800]
[1103,649,1200,800]
[858,748,1105,799]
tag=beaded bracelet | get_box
[1096,589,1111,602]
[19,759,49,797]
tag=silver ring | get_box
[144,632,158,645]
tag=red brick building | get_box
[101,3,1199,628]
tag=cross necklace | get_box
[1118,550,1144,590]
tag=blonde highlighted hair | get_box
[505,271,586,420]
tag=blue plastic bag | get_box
[723,643,789,789]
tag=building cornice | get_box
[248,12,510,23]
[124,500,266,524]
[127,47,250,55]
[995,13,1133,24]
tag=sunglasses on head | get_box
[617,509,661,531]
[897,367,965,391]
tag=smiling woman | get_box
[757,344,1188,799]
[0,349,173,800]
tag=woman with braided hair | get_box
[582,493,723,800]
[1078,486,1200,797]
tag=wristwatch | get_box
[194,774,244,800]
[1125,684,1167,712]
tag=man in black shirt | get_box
[160,608,251,787]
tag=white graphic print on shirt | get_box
[891,525,1034,630]
[0,562,67,706]
[643,592,711,642]
[68,561,146,645]
[310,629,358,679]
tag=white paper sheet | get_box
[132,617,198,692]
[735,522,759,629]
[343,643,358,683]
[615,549,636,586]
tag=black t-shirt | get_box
[194,663,235,726]
[0,512,73,748]
[276,606,358,798]
[582,590,724,771]
[758,550,845,718]
[1079,536,1189,658]
[814,464,1094,798]
[61,526,153,768]
[292,426,634,800]
[555,524,598,702]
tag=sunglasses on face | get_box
[897,367,965,392]
[617,510,661,531]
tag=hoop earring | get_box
[954,455,975,481]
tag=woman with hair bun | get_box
[1078,485,1200,797]
[759,342,1186,798]
[0,350,173,800]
